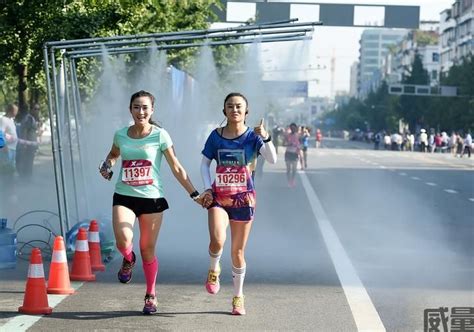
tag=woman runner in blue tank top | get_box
[199,92,277,315]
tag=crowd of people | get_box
[0,103,43,180]
[372,129,472,157]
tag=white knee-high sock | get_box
[232,265,246,297]
[209,250,222,271]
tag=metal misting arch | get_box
[43,19,321,237]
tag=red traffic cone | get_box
[70,228,96,281]
[47,236,75,294]
[18,248,53,315]
[88,220,105,272]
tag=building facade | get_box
[382,28,440,86]
[357,29,407,98]
[440,0,473,73]
[349,61,359,97]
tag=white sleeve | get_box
[200,155,213,189]
[259,141,277,164]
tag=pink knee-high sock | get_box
[117,244,133,262]
[143,257,158,296]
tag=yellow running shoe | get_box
[232,296,246,315]
[205,264,221,294]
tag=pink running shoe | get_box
[205,265,221,294]
[231,296,246,315]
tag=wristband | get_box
[190,190,200,200]
[263,134,272,143]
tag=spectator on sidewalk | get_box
[0,104,19,172]
[428,131,435,153]
[461,132,472,158]
[449,132,458,156]
[16,104,39,179]
[434,133,443,153]
[384,132,391,150]
[419,129,428,152]
[408,132,415,152]
[373,131,381,150]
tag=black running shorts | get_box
[285,151,299,162]
[113,193,169,217]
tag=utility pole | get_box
[330,48,335,98]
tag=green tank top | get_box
[113,125,172,198]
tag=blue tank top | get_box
[202,127,264,192]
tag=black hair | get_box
[290,123,298,133]
[223,92,249,110]
[129,90,159,126]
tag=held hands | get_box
[195,189,213,209]
[254,118,269,140]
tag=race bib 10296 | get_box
[215,165,248,194]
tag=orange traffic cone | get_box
[88,220,105,272]
[47,236,75,294]
[70,228,96,281]
[18,248,53,315]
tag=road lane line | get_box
[411,176,421,180]
[299,172,385,332]
[469,198,474,202]
[1,282,84,332]
[399,172,407,176]
[425,182,437,186]
[444,189,458,194]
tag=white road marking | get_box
[399,172,407,176]
[1,282,84,331]
[425,182,437,186]
[444,189,458,194]
[299,171,386,331]
[411,176,421,180]
[469,198,474,202]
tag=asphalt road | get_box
[0,138,472,331]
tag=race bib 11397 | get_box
[122,159,153,186]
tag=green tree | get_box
[434,55,474,131]
[0,0,224,118]
[398,52,430,130]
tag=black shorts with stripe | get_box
[113,193,169,217]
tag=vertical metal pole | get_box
[69,57,90,218]
[43,44,66,238]
[50,49,71,231]
[62,56,81,222]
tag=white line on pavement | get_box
[0,282,84,332]
[411,176,421,180]
[299,171,386,332]
[425,182,437,186]
[444,189,458,194]
[399,172,407,176]
[469,198,474,202]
